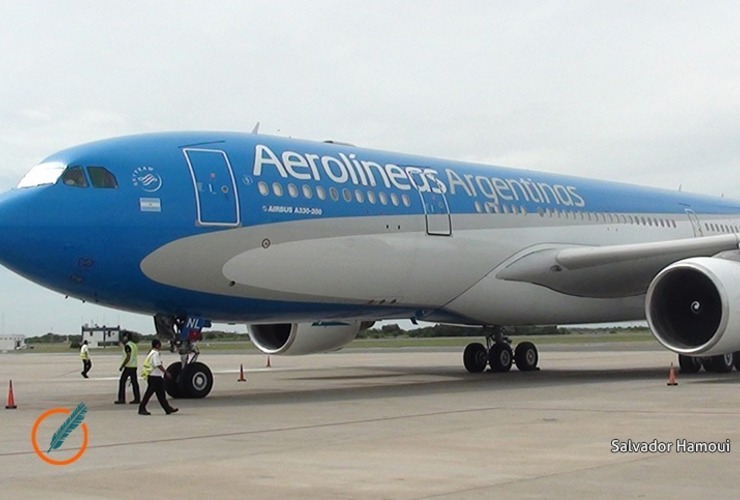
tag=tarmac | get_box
[1,344,739,499]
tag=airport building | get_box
[80,325,121,348]
[0,334,26,351]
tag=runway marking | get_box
[415,452,660,500]
[2,404,739,458]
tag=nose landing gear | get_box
[154,314,215,399]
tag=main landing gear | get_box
[677,352,740,374]
[154,314,214,399]
[463,326,539,374]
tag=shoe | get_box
[82,374,89,379]
[114,400,125,405]
[165,408,179,415]
[129,400,140,404]
[138,409,151,415]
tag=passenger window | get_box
[61,166,88,188]
[87,166,118,188]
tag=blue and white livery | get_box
[2,131,739,396]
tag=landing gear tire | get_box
[463,343,488,373]
[514,342,539,371]
[734,352,740,371]
[678,355,702,374]
[704,353,734,373]
[165,362,184,398]
[489,342,513,373]
[178,361,213,398]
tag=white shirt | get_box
[80,344,89,359]
[147,349,164,377]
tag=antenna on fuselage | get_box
[251,122,260,134]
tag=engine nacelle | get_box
[646,257,740,356]
[248,321,372,355]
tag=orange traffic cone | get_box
[266,356,271,368]
[237,364,246,382]
[5,380,17,409]
[667,363,678,386]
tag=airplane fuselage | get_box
[2,131,739,329]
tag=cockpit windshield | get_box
[16,161,66,188]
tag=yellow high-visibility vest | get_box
[141,351,155,378]
[124,341,138,368]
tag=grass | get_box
[14,329,655,354]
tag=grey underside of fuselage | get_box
[139,213,676,325]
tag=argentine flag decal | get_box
[139,198,161,212]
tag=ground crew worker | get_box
[114,333,140,404]
[80,340,91,378]
[138,339,178,416]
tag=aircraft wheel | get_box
[488,342,513,373]
[463,343,488,373]
[705,353,734,373]
[179,361,213,398]
[734,351,740,371]
[678,354,702,374]
[514,342,539,371]
[165,362,184,398]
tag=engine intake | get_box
[646,257,740,355]
[248,321,372,355]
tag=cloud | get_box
[1,1,740,333]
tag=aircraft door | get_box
[184,148,240,226]
[407,169,452,236]
[685,209,703,237]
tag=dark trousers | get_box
[139,376,172,412]
[117,367,140,402]
[81,359,91,376]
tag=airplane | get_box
[1,130,739,398]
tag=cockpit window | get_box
[61,166,88,188]
[16,161,66,188]
[87,166,118,188]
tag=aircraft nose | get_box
[0,189,36,274]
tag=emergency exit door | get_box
[407,170,452,236]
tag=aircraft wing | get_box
[496,233,740,298]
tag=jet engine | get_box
[646,257,740,356]
[248,321,373,355]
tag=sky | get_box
[1,1,739,336]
